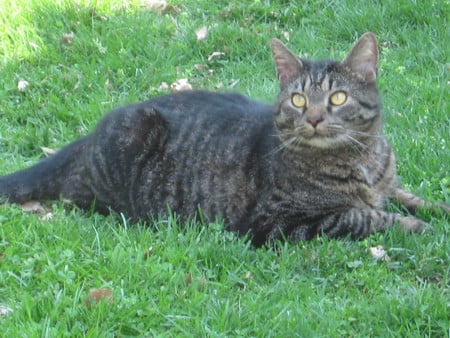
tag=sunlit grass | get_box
[0,0,448,336]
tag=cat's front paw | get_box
[397,216,429,233]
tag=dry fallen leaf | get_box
[0,304,13,318]
[192,64,208,72]
[142,0,167,11]
[369,245,391,261]
[17,80,29,92]
[185,273,192,286]
[195,26,208,41]
[84,288,114,308]
[207,51,225,61]
[20,201,45,214]
[141,0,179,14]
[158,82,170,92]
[40,212,53,221]
[61,32,75,44]
[170,78,192,92]
[41,147,57,157]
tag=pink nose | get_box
[307,115,324,128]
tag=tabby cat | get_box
[0,32,447,246]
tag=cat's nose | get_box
[306,115,324,128]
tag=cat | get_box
[0,32,448,246]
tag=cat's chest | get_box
[302,161,390,209]
[347,163,391,208]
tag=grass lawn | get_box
[0,0,449,336]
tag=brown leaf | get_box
[192,64,208,71]
[40,212,53,221]
[104,78,114,90]
[170,78,192,92]
[207,51,225,61]
[185,273,192,286]
[195,26,208,41]
[369,245,391,261]
[158,82,170,92]
[41,147,57,157]
[61,32,75,44]
[20,201,45,214]
[84,288,114,308]
[141,0,180,14]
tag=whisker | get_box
[267,136,298,156]
[347,129,383,139]
[345,134,368,149]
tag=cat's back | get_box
[148,90,273,129]
[135,90,276,161]
[91,90,276,222]
[102,90,275,150]
[140,91,275,222]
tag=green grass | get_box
[0,0,449,336]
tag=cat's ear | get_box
[341,32,378,82]
[270,38,303,88]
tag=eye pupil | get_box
[330,91,347,106]
[292,93,306,108]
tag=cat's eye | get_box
[291,93,307,108]
[329,91,347,106]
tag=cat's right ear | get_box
[341,32,378,82]
[270,38,303,88]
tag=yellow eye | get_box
[291,93,307,108]
[329,91,347,106]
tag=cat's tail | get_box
[0,136,91,204]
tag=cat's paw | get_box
[397,216,429,233]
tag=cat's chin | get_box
[299,134,349,150]
[300,136,336,149]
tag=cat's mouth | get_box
[291,124,348,149]
[279,124,358,151]
[300,128,367,151]
[302,124,339,143]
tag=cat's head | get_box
[270,32,381,151]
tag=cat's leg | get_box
[316,208,427,239]
[84,105,169,217]
[393,187,450,214]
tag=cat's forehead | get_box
[301,59,341,78]
[291,59,352,91]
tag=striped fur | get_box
[0,33,447,246]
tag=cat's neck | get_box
[279,141,376,174]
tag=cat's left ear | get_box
[270,38,303,88]
[341,32,378,82]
